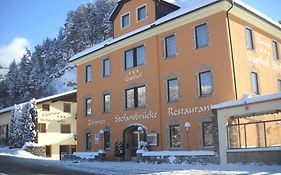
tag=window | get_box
[61,124,71,133]
[167,78,179,102]
[245,28,254,50]
[64,103,71,113]
[85,65,92,82]
[45,145,51,157]
[202,122,214,146]
[122,13,130,28]
[165,34,176,58]
[169,125,181,148]
[42,104,50,111]
[104,130,111,150]
[251,72,259,95]
[85,132,92,151]
[85,97,92,116]
[125,45,144,69]
[199,71,213,96]
[38,123,46,133]
[125,86,146,109]
[103,58,110,77]
[137,5,146,21]
[273,41,279,59]
[195,23,208,48]
[103,94,111,113]
[277,79,281,92]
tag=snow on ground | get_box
[0,147,280,175]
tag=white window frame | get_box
[164,34,177,58]
[193,22,209,49]
[136,4,147,22]
[121,12,130,29]
[245,27,254,50]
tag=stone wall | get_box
[227,150,281,165]
[137,153,219,164]
[23,146,45,157]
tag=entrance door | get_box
[60,145,76,160]
[124,125,146,161]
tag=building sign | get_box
[115,110,158,123]
[125,70,143,82]
[147,133,158,146]
[88,120,105,126]
[40,112,69,123]
[168,105,211,117]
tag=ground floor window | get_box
[45,145,52,157]
[202,122,214,146]
[104,130,111,150]
[227,113,281,149]
[85,132,92,151]
[169,125,181,148]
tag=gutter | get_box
[226,0,238,100]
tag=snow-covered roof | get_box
[212,92,281,110]
[0,90,77,114]
[70,0,281,63]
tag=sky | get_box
[0,0,280,68]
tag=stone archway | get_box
[123,124,146,161]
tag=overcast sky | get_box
[0,0,280,68]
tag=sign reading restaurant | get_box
[168,105,211,116]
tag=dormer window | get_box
[137,5,146,21]
[121,13,130,28]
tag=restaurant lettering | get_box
[168,105,211,116]
[115,110,158,123]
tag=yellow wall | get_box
[37,101,77,160]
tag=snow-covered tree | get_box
[6,60,20,105]
[9,99,38,148]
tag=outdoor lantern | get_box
[184,122,191,131]
[99,129,104,134]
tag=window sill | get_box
[194,45,209,50]
[164,54,177,60]
[124,64,145,71]
[198,93,213,99]
[166,99,180,103]
[124,105,147,111]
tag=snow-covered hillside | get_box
[49,65,77,93]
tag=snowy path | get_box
[0,147,281,175]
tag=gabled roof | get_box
[0,89,77,114]
[70,0,281,63]
[109,0,180,22]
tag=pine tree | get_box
[6,60,20,105]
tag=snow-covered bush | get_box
[114,141,124,157]
[138,141,148,150]
[9,99,38,148]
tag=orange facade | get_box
[72,0,281,160]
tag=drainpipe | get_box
[226,0,238,100]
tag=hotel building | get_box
[70,0,281,161]
[0,90,77,160]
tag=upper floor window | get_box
[251,72,259,95]
[61,124,71,133]
[272,41,279,60]
[42,104,50,111]
[245,28,254,50]
[137,5,146,21]
[85,97,92,116]
[202,122,214,147]
[64,103,71,113]
[125,45,144,69]
[165,34,176,58]
[125,86,146,109]
[195,23,208,48]
[167,78,179,102]
[122,13,130,28]
[103,58,110,77]
[38,123,46,133]
[103,94,111,113]
[169,125,181,148]
[199,71,213,96]
[85,65,92,83]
